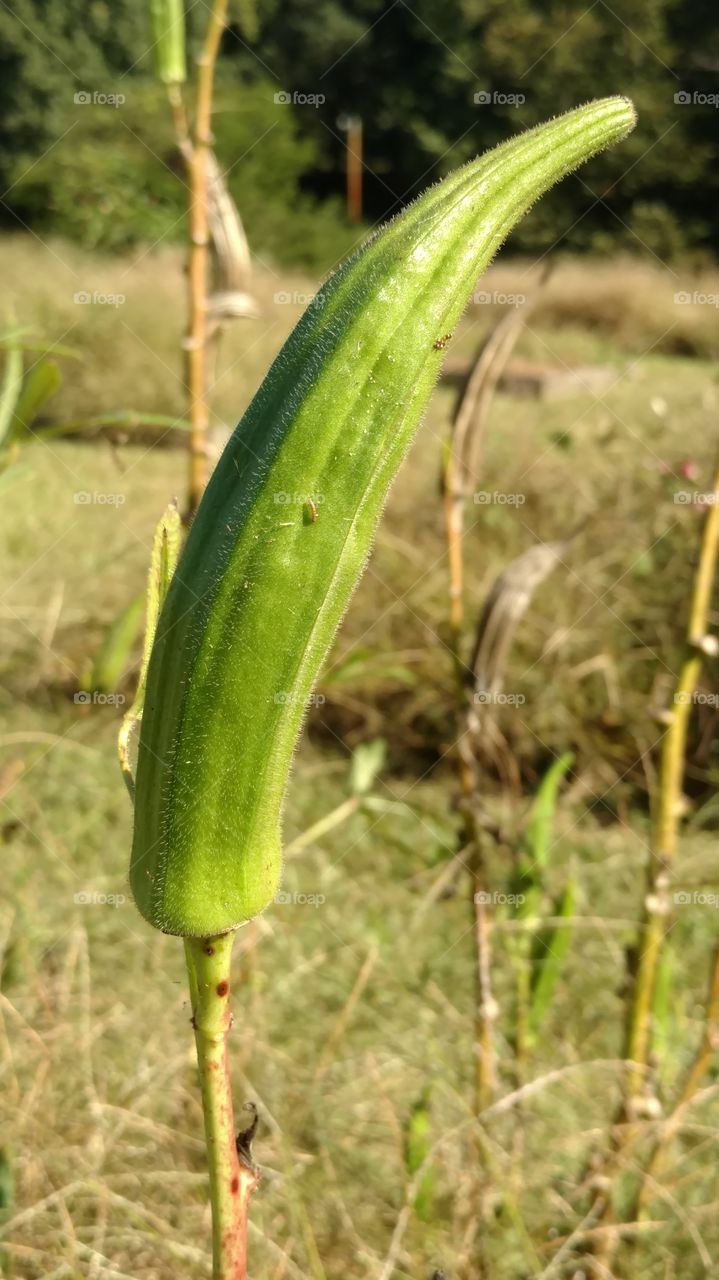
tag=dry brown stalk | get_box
[441,275,558,1120]
[444,265,551,638]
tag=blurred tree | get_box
[0,1,147,182]
[254,0,718,258]
[11,68,355,268]
[0,0,717,262]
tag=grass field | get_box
[2,236,719,1278]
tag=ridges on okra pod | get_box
[130,97,636,938]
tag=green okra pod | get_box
[130,97,636,937]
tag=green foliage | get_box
[510,752,574,916]
[0,1145,12,1215]
[510,754,575,1053]
[129,99,635,937]
[404,1088,434,1221]
[0,338,23,455]
[211,72,357,268]
[349,739,386,796]
[0,333,67,469]
[256,0,715,258]
[0,0,147,181]
[0,331,185,476]
[9,72,356,268]
[234,0,260,44]
[527,879,576,1046]
[524,752,575,876]
[11,81,187,252]
[11,358,63,436]
[0,0,716,263]
[323,646,419,688]
[87,595,144,695]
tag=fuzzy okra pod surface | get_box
[130,97,636,937]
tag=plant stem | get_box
[185,0,228,518]
[442,444,465,644]
[454,662,498,1113]
[442,395,498,1116]
[584,462,719,1275]
[185,931,258,1280]
[472,877,497,1113]
[625,458,719,1100]
[636,945,719,1215]
[284,795,361,859]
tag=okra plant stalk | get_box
[625,456,719,1102]
[125,99,635,1276]
[581,458,719,1277]
[149,0,229,517]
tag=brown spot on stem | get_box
[204,944,215,955]
[230,1175,239,1194]
[216,980,229,997]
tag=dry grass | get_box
[3,236,719,432]
[0,233,319,429]
[475,255,719,359]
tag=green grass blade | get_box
[527,878,576,1045]
[524,751,574,873]
[11,358,62,438]
[89,595,145,695]
[405,1088,434,1221]
[510,752,574,921]
[0,341,23,449]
